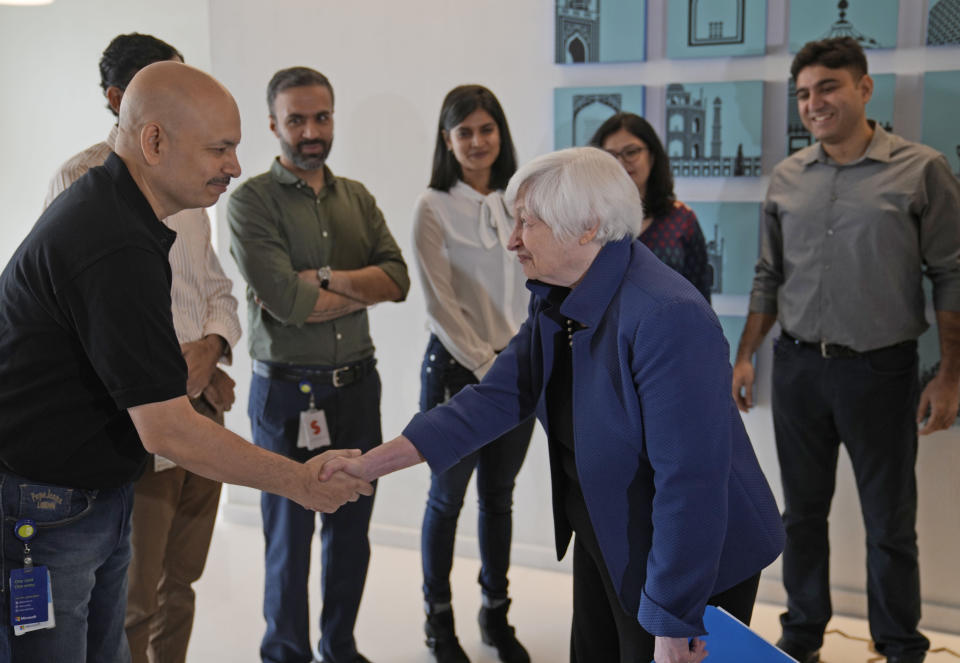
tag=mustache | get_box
[207,176,232,186]
[297,139,327,151]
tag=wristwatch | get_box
[317,266,332,290]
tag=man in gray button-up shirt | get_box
[733,38,960,663]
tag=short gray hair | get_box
[504,147,643,244]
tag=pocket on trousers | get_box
[865,345,917,376]
[14,482,95,529]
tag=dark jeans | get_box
[565,482,759,663]
[248,362,382,663]
[419,335,534,604]
[0,471,134,663]
[772,336,929,658]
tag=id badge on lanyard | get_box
[297,381,332,451]
[9,519,56,634]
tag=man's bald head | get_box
[115,61,242,219]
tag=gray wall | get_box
[0,0,957,634]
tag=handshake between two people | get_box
[302,448,376,513]
[302,435,424,513]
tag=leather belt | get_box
[781,332,860,358]
[780,332,913,359]
[252,357,376,388]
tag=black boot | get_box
[478,599,530,663]
[424,608,471,663]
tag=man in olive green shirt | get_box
[227,67,409,663]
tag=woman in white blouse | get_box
[412,85,534,663]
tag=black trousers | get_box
[566,487,760,663]
[772,337,929,658]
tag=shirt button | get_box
[426,367,432,373]
[322,231,328,237]
[429,354,436,361]
[336,333,343,340]
[827,229,834,236]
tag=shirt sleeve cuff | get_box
[472,355,497,380]
[402,414,460,474]
[202,322,240,365]
[932,283,960,311]
[287,281,321,326]
[636,589,706,638]
[748,292,778,315]
[376,262,411,301]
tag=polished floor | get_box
[187,519,960,663]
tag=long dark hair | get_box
[589,112,675,219]
[429,85,517,192]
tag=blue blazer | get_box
[404,238,784,636]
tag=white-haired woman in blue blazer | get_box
[321,147,785,663]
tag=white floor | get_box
[188,519,960,663]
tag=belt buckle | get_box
[820,341,830,359]
[331,366,350,388]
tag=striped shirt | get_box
[44,126,242,353]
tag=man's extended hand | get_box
[202,368,236,413]
[653,636,707,663]
[297,449,374,513]
[181,335,224,397]
[917,371,960,434]
[732,359,756,412]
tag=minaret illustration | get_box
[823,0,880,47]
[665,83,761,177]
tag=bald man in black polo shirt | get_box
[0,62,372,663]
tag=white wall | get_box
[0,0,212,265]
[1,0,958,634]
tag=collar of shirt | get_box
[527,237,633,329]
[450,179,487,203]
[103,152,177,252]
[803,120,894,168]
[269,157,337,194]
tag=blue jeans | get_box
[249,361,381,663]
[0,471,134,663]
[419,336,534,604]
[772,337,929,659]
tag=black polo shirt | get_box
[0,153,188,489]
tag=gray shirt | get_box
[750,123,960,352]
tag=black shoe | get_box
[886,655,926,663]
[425,608,471,663]
[313,655,372,663]
[775,637,820,663]
[478,599,530,663]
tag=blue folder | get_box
[651,606,797,662]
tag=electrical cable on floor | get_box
[823,629,960,660]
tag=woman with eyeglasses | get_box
[410,85,534,663]
[590,113,712,302]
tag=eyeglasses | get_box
[605,144,648,164]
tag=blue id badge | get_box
[10,565,55,634]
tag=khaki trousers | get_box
[124,398,222,663]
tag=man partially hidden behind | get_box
[44,34,242,663]
[0,61,371,663]
[733,37,960,663]
[227,67,409,663]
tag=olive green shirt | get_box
[227,159,409,365]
